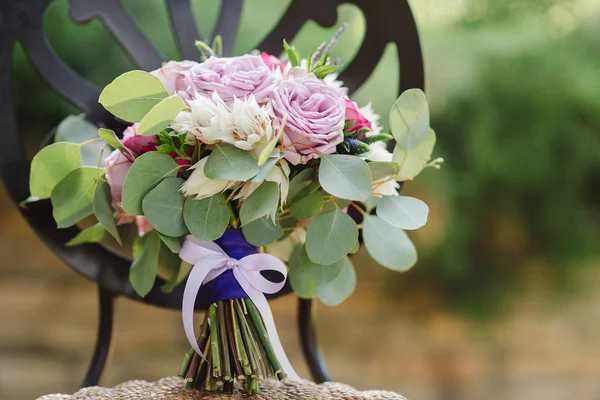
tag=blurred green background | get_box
[3,0,600,399]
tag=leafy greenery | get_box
[129,231,161,297]
[318,154,372,201]
[183,194,230,241]
[142,177,187,237]
[51,167,101,228]
[65,223,105,246]
[30,142,81,199]
[305,209,358,265]
[93,178,121,244]
[204,143,259,181]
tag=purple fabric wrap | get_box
[199,229,257,302]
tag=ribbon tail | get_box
[182,256,227,357]
[239,280,301,381]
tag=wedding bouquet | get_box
[28,27,441,394]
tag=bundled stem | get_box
[179,299,286,394]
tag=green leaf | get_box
[55,115,107,167]
[161,260,193,293]
[290,191,324,220]
[136,95,187,136]
[368,161,400,181]
[93,178,122,245]
[313,65,341,79]
[389,89,430,149]
[51,167,101,228]
[308,255,347,285]
[65,223,105,247]
[157,232,183,253]
[121,152,178,215]
[142,177,187,237]
[30,142,82,199]
[204,143,259,181]
[392,128,437,181]
[288,245,316,299]
[99,70,169,122]
[288,169,317,201]
[305,209,358,265]
[183,194,229,241]
[320,197,351,215]
[129,231,161,297]
[252,153,282,183]
[240,182,279,226]
[363,214,417,271]
[363,195,382,212]
[257,130,282,167]
[376,196,429,230]
[316,257,356,306]
[242,216,283,246]
[283,39,300,67]
[98,128,134,158]
[318,154,372,201]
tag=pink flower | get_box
[151,60,197,97]
[344,98,372,133]
[121,124,157,156]
[260,52,287,71]
[268,74,346,165]
[182,55,276,104]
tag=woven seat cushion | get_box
[36,376,407,400]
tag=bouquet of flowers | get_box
[28,27,441,394]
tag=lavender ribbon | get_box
[179,234,300,381]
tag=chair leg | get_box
[81,286,116,388]
[298,298,331,383]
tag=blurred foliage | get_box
[10,0,600,316]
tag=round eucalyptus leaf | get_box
[242,216,283,246]
[157,232,183,253]
[30,142,81,199]
[55,115,107,167]
[99,70,168,122]
[121,152,178,215]
[290,191,324,220]
[368,161,400,181]
[288,169,317,201]
[318,154,372,201]
[305,209,358,265]
[93,178,122,245]
[308,255,346,285]
[65,223,105,247]
[98,128,134,158]
[51,167,100,228]
[363,214,417,272]
[376,196,429,230]
[142,177,187,237]
[204,143,259,181]
[136,95,186,136]
[288,245,316,299]
[392,128,437,181]
[129,231,161,297]
[239,182,279,226]
[389,89,430,149]
[183,194,229,241]
[316,257,356,306]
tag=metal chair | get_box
[0,0,423,389]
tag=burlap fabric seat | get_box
[36,376,407,400]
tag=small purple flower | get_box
[268,74,346,165]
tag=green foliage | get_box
[136,95,186,136]
[142,177,187,237]
[290,191,324,220]
[363,215,417,271]
[121,152,178,215]
[98,128,134,158]
[389,89,430,149]
[30,142,81,199]
[51,167,101,228]
[392,128,437,181]
[376,196,429,230]
[93,178,121,244]
[129,231,161,297]
[204,143,259,181]
[239,182,279,226]
[157,232,183,253]
[55,115,107,166]
[368,161,400,181]
[65,223,105,247]
[283,39,300,67]
[183,194,230,241]
[318,154,372,201]
[305,209,358,265]
[288,169,317,201]
[242,216,283,246]
[315,257,356,306]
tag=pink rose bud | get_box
[344,98,372,133]
[105,149,132,208]
[268,74,346,165]
[260,52,287,71]
[121,124,158,156]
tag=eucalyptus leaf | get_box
[320,197,350,214]
[240,182,279,226]
[99,70,169,122]
[308,254,347,285]
[376,196,429,230]
[51,167,101,228]
[121,152,178,215]
[55,115,107,167]
[290,191,324,220]
[363,214,417,271]
[318,154,372,201]
[136,95,187,136]
[98,128,134,158]
[305,209,358,265]
[30,142,81,199]
[242,216,283,246]
[364,195,382,212]
[316,257,356,306]
[157,232,183,253]
[288,169,317,201]
[389,89,430,149]
[393,128,437,181]
[204,143,259,181]
[161,260,193,293]
[368,161,400,181]
[257,129,282,167]
[288,245,316,299]
[183,194,229,241]
[65,223,105,247]
[129,231,161,297]
[93,178,122,244]
[251,153,281,182]
[142,177,187,237]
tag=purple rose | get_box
[268,74,345,165]
[182,55,276,104]
[151,60,197,98]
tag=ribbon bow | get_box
[180,235,300,381]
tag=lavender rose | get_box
[268,74,345,165]
[182,55,276,104]
[151,60,197,98]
